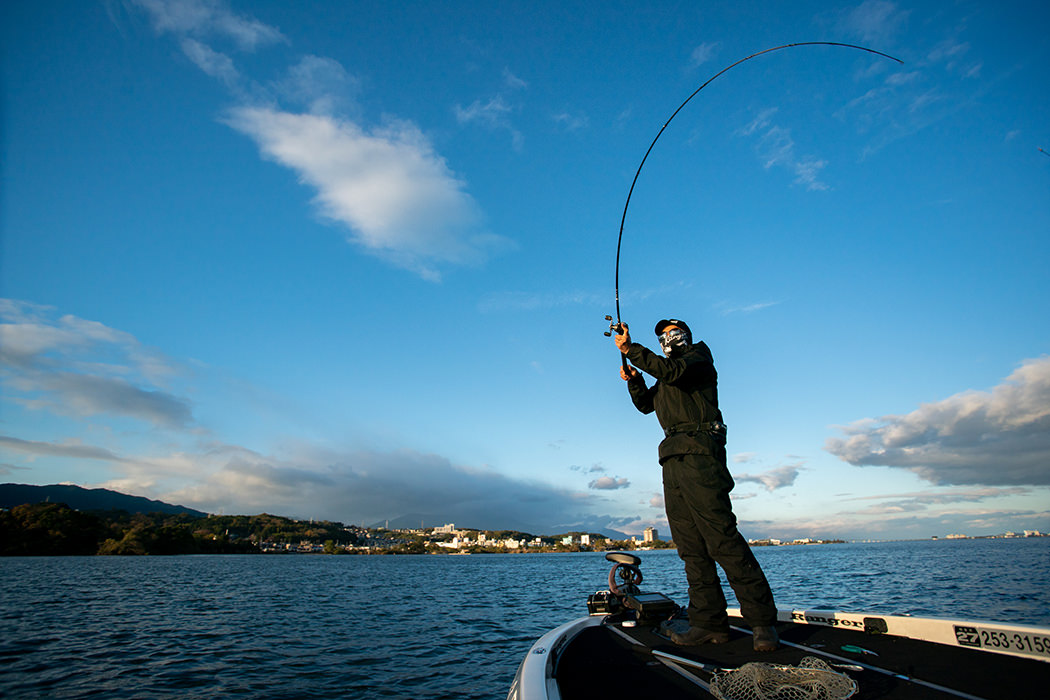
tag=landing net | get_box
[709,656,858,700]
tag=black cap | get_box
[654,318,691,336]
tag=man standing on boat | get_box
[614,319,779,652]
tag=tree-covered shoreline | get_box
[1,501,669,556]
[0,502,351,556]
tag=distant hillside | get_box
[0,484,207,517]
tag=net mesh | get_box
[709,656,858,700]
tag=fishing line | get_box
[611,42,903,336]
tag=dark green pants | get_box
[662,452,777,630]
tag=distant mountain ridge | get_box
[2,485,632,539]
[0,483,207,517]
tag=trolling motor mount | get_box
[607,551,643,596]
[587,552,677,620]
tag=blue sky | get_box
[2,0,1048,540]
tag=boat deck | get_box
[553,611,1050,699]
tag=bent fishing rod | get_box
[606,42,902,369]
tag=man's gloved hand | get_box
[613,322,631,355]
[620,365,639,381]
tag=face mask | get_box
[659,328,689,357]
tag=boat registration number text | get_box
[954,625,1050,659]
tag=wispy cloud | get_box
[714,299,782,316]
[837,0,910,45]
[130,0,286,51]
[179,37,239,86]
[826,356,1050,486]
[848,487,1031,515]
[477,289,604,313]
[552,111,589,132]
[0,436,128,463]
[831,4,989,157]
[689,41,720,69]
[737,109,830,190]
[0,299,192,428]
[274,55,361,116]
[502,67,528,90]
[454,95,524,150]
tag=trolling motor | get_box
[587,552,677,621]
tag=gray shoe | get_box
[752,625,779,652]
[670,627,730,646]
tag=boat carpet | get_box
[553,613,1050,699]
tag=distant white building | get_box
[433,523,456,534]
[580,534,591,546]
[643,527,658,543]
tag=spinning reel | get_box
[603,315,623,338]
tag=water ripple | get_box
[2,539,1048,698]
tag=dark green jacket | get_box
[625,340,725,464]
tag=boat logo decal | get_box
[790,612,864,629]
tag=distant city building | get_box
[580,534,591,546]
[433,523,456,534]
[643,527,658,543]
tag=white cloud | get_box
[127,0,502,280]
[826,357,1050,486]
[589,476,631,490]
[733,463,802,491]
[226,107,504,281]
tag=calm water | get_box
[2,539,1048,699]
